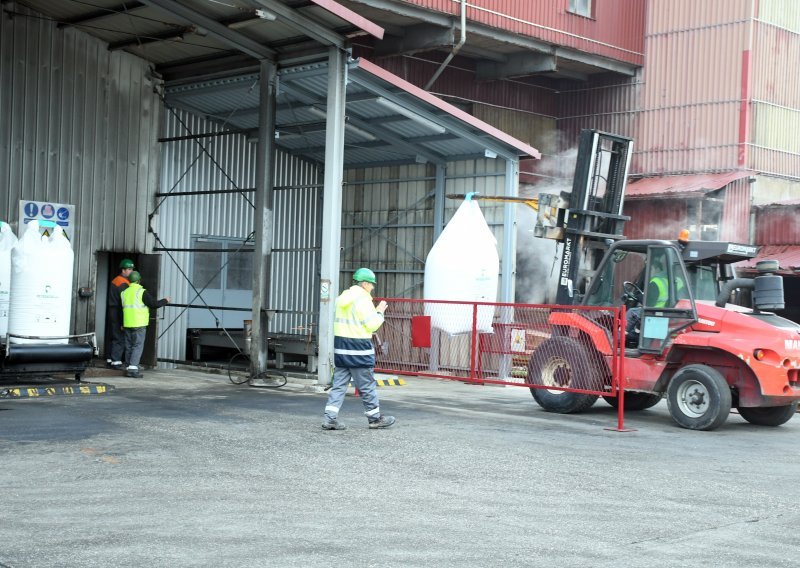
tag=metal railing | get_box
[374,298,629,430]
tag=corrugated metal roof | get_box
[626,171,752,199]
[738,245,800,274]
[165,56,539,169]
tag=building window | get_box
[568,0,593,18]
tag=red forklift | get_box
[461,129,800,430]
[533,236,800,430]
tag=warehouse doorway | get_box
[96,252,162,367]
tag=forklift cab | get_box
[584,240,698,353]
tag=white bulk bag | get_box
[8,221,74,344]
[424,198,499,334]
[0,221,17,338]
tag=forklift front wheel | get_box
[667,364,732,431]
[527,337,599,414]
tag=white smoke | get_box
[515,147,579,305]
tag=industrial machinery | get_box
[455,128,800,430]
[532,236,800,430]
[0,333,97,381]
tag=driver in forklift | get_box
[626,251,687,345]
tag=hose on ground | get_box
[227,352,287,388]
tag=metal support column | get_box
[498,157,519,379]
[429,163,446,373]
[251,59,278,375]
[433,164,446,239]
[500,158,519,303]
[317,47,348,385]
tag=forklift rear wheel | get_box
[527,337,599,414]
[603,392,662,411]
[737,403,798,427]
[666,364,732,430]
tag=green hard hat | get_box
[120,258,135,269]
[129,271,141,283]
[353,267,376,284]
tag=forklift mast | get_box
[555,130,634,305]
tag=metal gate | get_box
[374,298,629,429]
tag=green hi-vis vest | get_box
[651,276,668,307]
[121,283,149,328]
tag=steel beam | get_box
[139,0,276,60]
[500,158,519,303]
[247,0,345,48]
[374,23,454,57]
[476,53,556,81]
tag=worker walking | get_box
[106,258,134,370]
[121,271,170,378]
[322,267,395,430]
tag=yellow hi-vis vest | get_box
[650,276,668,308]
[121,283,149,328]
[333,285,384,368]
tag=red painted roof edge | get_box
[352,58,541,159]
[310,0,384,39]
[626,171,752,198]
[737,245,800,273]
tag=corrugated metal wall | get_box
[0,4,161,335]
[750,1,800,178]
[404,0,645,65]
[342,158,509,299]
[755,205,800,244]
[157,109,321,364]
[622,199,689,240]
[636,0,750,175]
[557,74,640,158]
[720,178,751,242]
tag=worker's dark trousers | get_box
[124,326,147,369]
[108,313,126,363]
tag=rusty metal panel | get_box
[756,205,800,244]
[0,4,161,336]
[622,200,688,241]
[720,178,751,242]
[365,53,559,118]
[633,3,750,175]
[404,0,645,65]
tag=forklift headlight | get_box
[754,349,765,361]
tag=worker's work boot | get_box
[110,362,123,370]
[126,367,143,379]
[321,419,346,431]
[368,415,396,429]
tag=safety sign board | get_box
[19,200,75,240]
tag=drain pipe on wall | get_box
[424,0,466,91]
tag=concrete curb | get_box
[0,382,115,399]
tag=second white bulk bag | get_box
[424,197,499,334]
[8,221,75,344]
[0,221,17,338]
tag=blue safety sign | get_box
[19,200,75,241]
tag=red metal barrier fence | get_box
[374,298,629,430]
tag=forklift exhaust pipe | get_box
[715,260,784,311]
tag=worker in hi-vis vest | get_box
[106,258,134,370]
[321,267,395,430]
[120,271,171,378]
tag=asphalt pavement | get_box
[1,367,799,568]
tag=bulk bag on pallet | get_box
[8,221,74,344]
[424,197,499,334]
[0,221,18,338]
